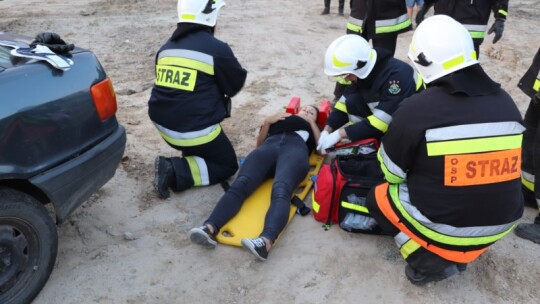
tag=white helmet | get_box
[324,35,377,79]
[408,15,478,83]
[177,0,225,27]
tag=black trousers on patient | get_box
[205,133,310,242]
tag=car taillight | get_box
[90,77,118,121]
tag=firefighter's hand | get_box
[488,19,505,44]
[316,130,330,154]
[30,32,74,55]
[317,130,341,154]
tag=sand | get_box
[1,0,539,303]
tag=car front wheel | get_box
[0,187,58,304]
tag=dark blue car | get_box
[0,32,126,304]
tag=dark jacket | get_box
[348,0,412,38]
[518,46,540,99]
[380,64,524,232]
[326,49,423,142]
[148,25,247,132]
[426,0,509,45]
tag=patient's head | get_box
[297,105,318,123]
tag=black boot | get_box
[338,0,345,16]
[405,264,459,286]
[321,0,330,15]
[154,156,175,199]
[515,215,540,244]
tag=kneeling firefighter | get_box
[317,34,424,154]
[148,0,247,198]
[515,45,540,244]
[361,15,525,285]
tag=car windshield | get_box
[0,46,10,69]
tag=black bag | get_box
[335,151,385,234]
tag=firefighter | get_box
[364,15,524,285]
[149,0,247,199]
[346,0,412,56]
[321,0,345,16]
[333,0,412,101]
[317,35,424,153]
[515,45,540,244]
[416,0,508,57]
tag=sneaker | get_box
[514,222,540,244]
[241,237,269,261]
[404,264,459,286]
[188,226,217,249]
[154,156,174,199]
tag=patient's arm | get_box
[256,112,291,147]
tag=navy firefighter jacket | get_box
[326,48,423,142]
[379,64,524,229]
[348,0,412,38]
[426,0,509,45]
[148,25,247,133]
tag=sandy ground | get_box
[1,0,540,303]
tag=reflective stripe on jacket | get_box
[326,53,423,141]
[427,0,509,44]
[148,29,246,134]
[348,0,412,38]
[518,46,540,98]
[374,76,524,262]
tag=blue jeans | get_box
[205,133,310,242]
[406,0,424,7]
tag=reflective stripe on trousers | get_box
[375,182,490,263]
[185,156,210,186]
[375,14,411,34]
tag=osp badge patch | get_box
[388,80,401,95]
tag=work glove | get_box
[317,130,341,153]
[317,130,329,148]
[30,32,74,55]
[317,130,330,153]
[487,19,505,44]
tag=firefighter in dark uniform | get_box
[333,0,412,101]
[317,35,424,153]
[515,45,540,244]
[347,0,412,56]
[416,0,508,57]
[149,0,247,199]
[365,15,524,285]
